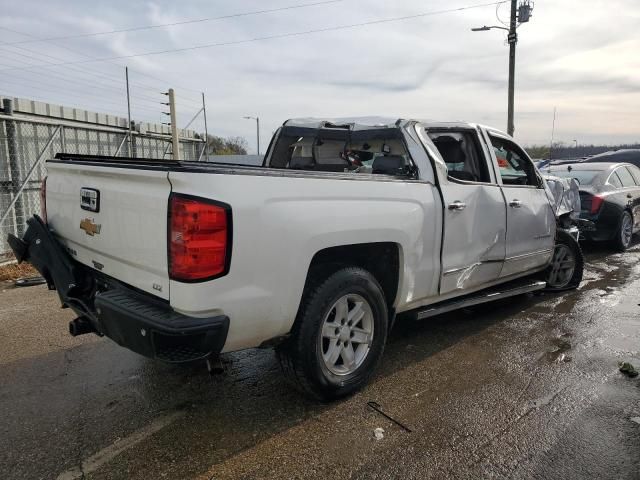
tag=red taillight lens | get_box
[168,194,231,281]
[590,194,604,214]
[40,176,47,223]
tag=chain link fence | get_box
[0,116,204,261]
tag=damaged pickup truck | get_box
[8,117,583,400]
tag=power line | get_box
[0,26,204,95]
[0,50,174,109]
[0,1,507,72]
[0,74,154,110]
[0,0,344,46]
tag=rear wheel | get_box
[610,210,633,252]
[545,230,584,291]
[277,267,388,401]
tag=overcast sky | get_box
[1,0,639,152]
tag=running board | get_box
[416,280,546,320]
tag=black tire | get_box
[276,267,388,401]
[545,230,584,291]
[610,210,633,252]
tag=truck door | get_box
[485,132,555,277]
[423,128,508,295]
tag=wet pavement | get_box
[1,243,639,480]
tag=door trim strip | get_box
[504,248,553,262]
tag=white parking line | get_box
[56,410,185,480]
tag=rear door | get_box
[420,127,507,295]
[45,160,171,299]
[615,165,640,232]
[484,132,555,278]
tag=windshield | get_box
[548,169,600,185]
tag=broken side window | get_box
[429,130,491,183]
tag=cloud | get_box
[0,0,638,150]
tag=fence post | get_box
[130,121,138,158]
[3,98,26,236]
[60,125,66,153]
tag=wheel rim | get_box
[547,244,576,288]
[319,294,374,376]
[621,213,633,247]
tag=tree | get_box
[524,143,640,160]
[204,134,248,155]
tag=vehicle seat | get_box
[289,156,314,169]
[433,135,466,163]
[372,155,405,175]
[432,136,477,182]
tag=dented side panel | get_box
[439,184,507,294]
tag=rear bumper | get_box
[95,289,228,362]
[578,214,616,242]
[7,215,229,363]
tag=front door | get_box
[427,129,508,295]
[487,133,556,278]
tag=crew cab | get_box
[8,117,583,400]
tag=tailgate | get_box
[45,161,171,299]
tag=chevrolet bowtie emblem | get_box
[80,218,101,236]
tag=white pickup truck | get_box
[9,117,583,400]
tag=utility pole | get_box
[507,0,517,137]
[202,92,209,157]
[243,116,260,155]
[549,107,557,160]
[168,88,180,160]
[472,1,533,137]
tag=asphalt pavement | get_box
[1,242,639,480]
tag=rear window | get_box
[548,169,600,185]
[266,126,413,176]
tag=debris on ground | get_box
[14,276,46,287]
[0,260,38,282]
[367,401,412,432]
[630,417,640,425]
[618,362,638,378]
[374,428,385,440]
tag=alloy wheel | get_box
[547,244,576,289]
[319,294,374,376]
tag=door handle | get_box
[448,201,467,211]
[627,193,633,199]
[509,199,522,208]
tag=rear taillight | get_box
[168,194,231,282]
[40,176,47,223]
[590,194,604,214]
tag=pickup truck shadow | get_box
[7,236,640,478]
[1,288,570,479]
[580,236,640,258]
[5,243,640,479]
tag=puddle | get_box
[544,338,573,363]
